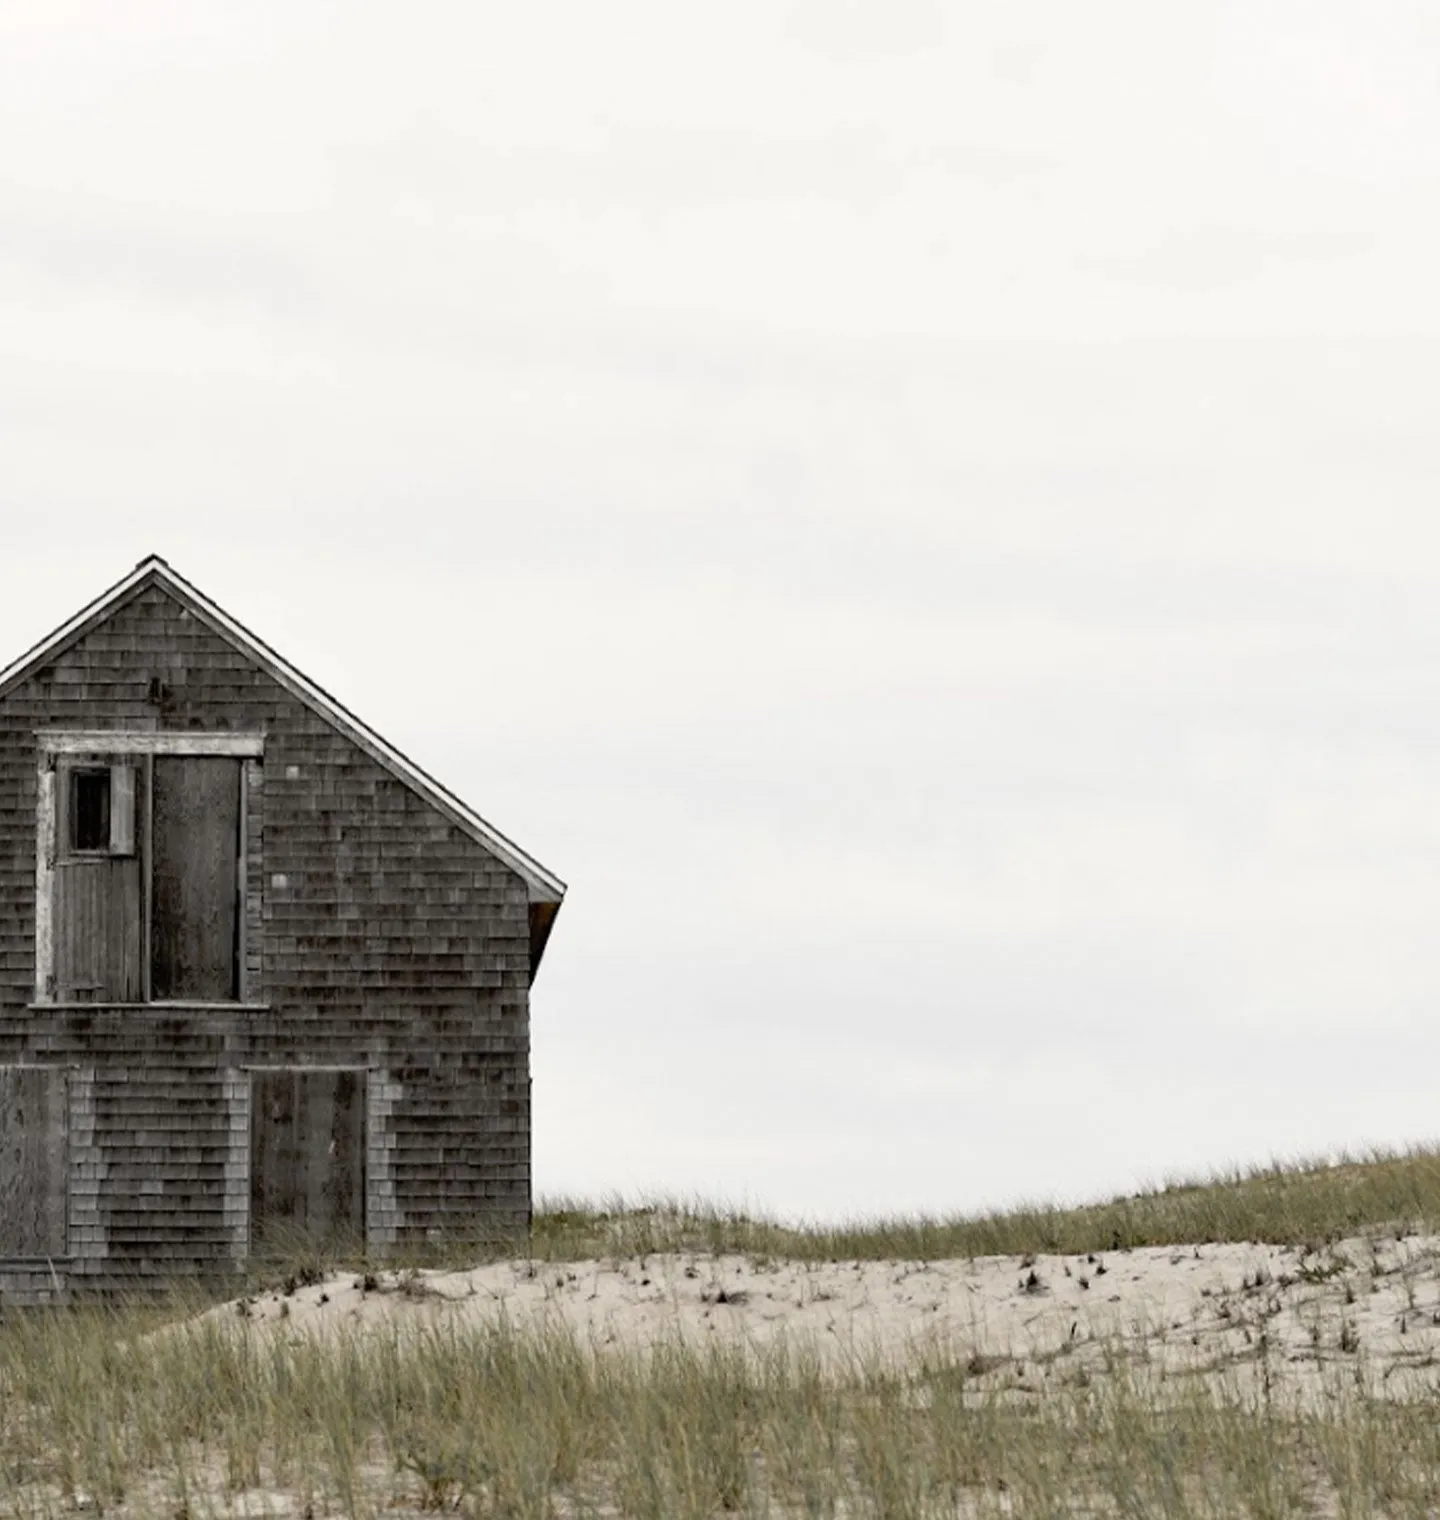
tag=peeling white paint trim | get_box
[37,731,266,757]
[34,764,53,1004]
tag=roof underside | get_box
[0,556,566,911]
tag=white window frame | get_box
[34,732,264,1006]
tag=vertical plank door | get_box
[53,759,143,1004]
[150,757,241,1001]
[250,1069,367,1252]
[0,1068,68,1257]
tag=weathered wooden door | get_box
[249,1070,366,1252]
[54,761,142,1002]
[151,757,241,1001]
[0,1068,68,1257]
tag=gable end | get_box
[0,557,565,911]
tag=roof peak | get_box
[0,556,565,906]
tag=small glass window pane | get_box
[72,770,111,852]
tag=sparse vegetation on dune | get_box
[8,1308,1440,1518]
[532,1142,1440,1263]
[5,1147,1440,1516]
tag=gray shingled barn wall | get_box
[0,584,534,1300]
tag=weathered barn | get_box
[0,556,563,1303]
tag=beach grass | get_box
[4,1301,1440,1517]
[5,1146,1440,1516]
[531,1141,1440,1263]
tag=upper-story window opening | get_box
[71,769,110,852]
[41,739,252,1005]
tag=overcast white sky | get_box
[4,1,1440,1222]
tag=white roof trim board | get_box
[0,556,565,905]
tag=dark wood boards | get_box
[151,757,240,1001]
[54,857,143,1002]
[0,1068,68,1258]
[250,1069,366,1251]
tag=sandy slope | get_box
[211,1232,1440,1399]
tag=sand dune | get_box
[212,1231,1440,1400]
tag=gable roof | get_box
[0,555,566,907]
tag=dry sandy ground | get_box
[33,1237,1440,1517]
[214,1232,1440,1399]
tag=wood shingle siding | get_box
[0,561,561,1300]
